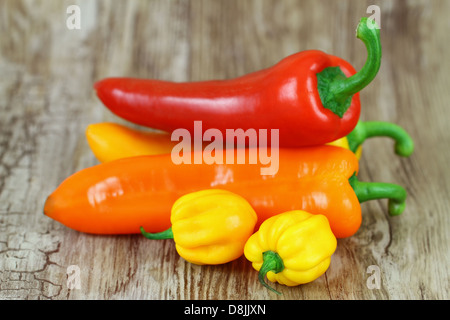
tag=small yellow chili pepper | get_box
[141,189,257,265]
[244,210,337,295]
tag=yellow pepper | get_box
[86,121,414,163]
[85,122,174,162]
[86,122,362,162]
[141,189,257,265]
[327,137,363,160]
[244,210,337,295]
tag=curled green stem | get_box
[349,174,407,216]
[140,226,174,240]
[317,17,382,117]
[258,251,284,295]
[347,121,415,157]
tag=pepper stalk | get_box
[349,174,407,216]
[258,251,285,295]
[317,17,382,117]
[141,226,174,240]
[347,121,415,157]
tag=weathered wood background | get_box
[0,0,448,300]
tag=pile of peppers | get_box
[44,17,414,295]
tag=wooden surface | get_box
[0,0,448,300]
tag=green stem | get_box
[347,121,415,157]
[317,17,382,117]
[140,226,174,240]
[258,251,284,295]
[349,174,407,216]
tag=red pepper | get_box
[94,18,381,147]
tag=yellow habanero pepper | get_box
[141,189,257,265]
[244,210,337,295]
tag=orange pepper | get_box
[44,146,406,238]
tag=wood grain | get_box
[0,0,448,300]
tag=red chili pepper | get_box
[94,18,381,147]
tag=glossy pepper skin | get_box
[94,18,381,148]
[244,210,337,294]
[85,120,414,163]
[43,145,407,238]
[140,189,257,265]
[85,122,359,162]
[85,122,174,162]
